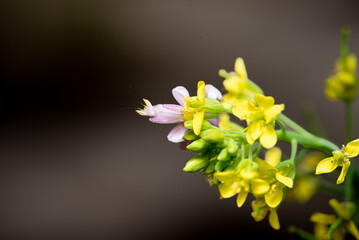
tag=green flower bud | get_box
[200,129,225,143]
[217,148,230,161]
[184,120,212,130]
[217,138,228,148]
[212,176,220,185]
[183,155,209,172]
[215,160,227,172]
[187,139,210,153]
[184,130,199,141]
[227,139,239,155]
[202,160,217,175]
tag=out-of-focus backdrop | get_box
[0,1,359,239]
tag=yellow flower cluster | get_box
[212,148,295,230]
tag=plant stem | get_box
[278,114,311,136]
[344,101,355,202]
[327,218,343,239]
[276,130,339,155]
[289,139,298,163]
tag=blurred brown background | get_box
[0,0,359,239]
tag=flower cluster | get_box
[137,28,359,238]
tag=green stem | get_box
[278,114,311,136]
[340,27,350,72]
[294,148,308,166]
[326,218,343,239]
[344,101,355,202]
[289,139,298,163]
[276,130,339,155]
[345,101,354,142]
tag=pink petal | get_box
[167,123,188,143]
[205,84,222,100]
[172,86,189,106]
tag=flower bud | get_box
[227,139,239,155]
[200,129,225,143]
[187,139,210,153]
[325,72,357,102]
[184,120,212,130]
[215,160,228,172]
[183,155,209,172]
[217,148,230,161]
[184,130,199,141]
[203,160,217,175]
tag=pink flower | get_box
[137,84,222,143]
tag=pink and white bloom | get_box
[137,84,222,143]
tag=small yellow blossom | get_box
[232,94,284,148]
[183,81,206,135]
[220,58,263,108]
[214,159,270,207]
[316,139,359,184]
[251,199,280,230]
[255,147,295,208]
[310,199,359,240]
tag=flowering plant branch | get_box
[137,28,359,239]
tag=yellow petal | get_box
[223,77,246,95]
[246,120,264,144]
[255,158,276,177]
[254,94,274,110]
[197,81,206,104]
[218,181,240,198]
[265,185,283,208]
[337,161,351,184]
[310,213,336,225]
[315,157,338,174]
[346,220,359,240]
[219,113,231,130]
[232,99,256,120]
[344,139,359,158]
[265,147,281,167]
[264,104,284,124]
[329,199,351,220]
[251,178,270,195]
[313,223,329,240]
[234,58,248,79]
[193,111,204,135]
[276,172,293,188]
[268,209,280,230]
[214,171,241,182]
[260,124,277,149]
[236,189,248,207]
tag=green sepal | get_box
[187,139,210,153]
[184,120,212,130]
[184,130,199,141]
[215,160,228,172]
[202,160,217,175]
[217,148,230,161]
[200,129,225,143]
[183,155,209,172]
[227,139,239,155]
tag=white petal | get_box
[205,84,222,100]
[172,86,189,106]
[167,124,188,143]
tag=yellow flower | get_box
[232,94,284,148]
[316,139,359,184]
[214,159,270,208]
[251,199,280,230]
[183,81,206,135]
[220,58,263,108]
[325,53,358,102]
[310,199,359,240]
[255,147,295,208]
